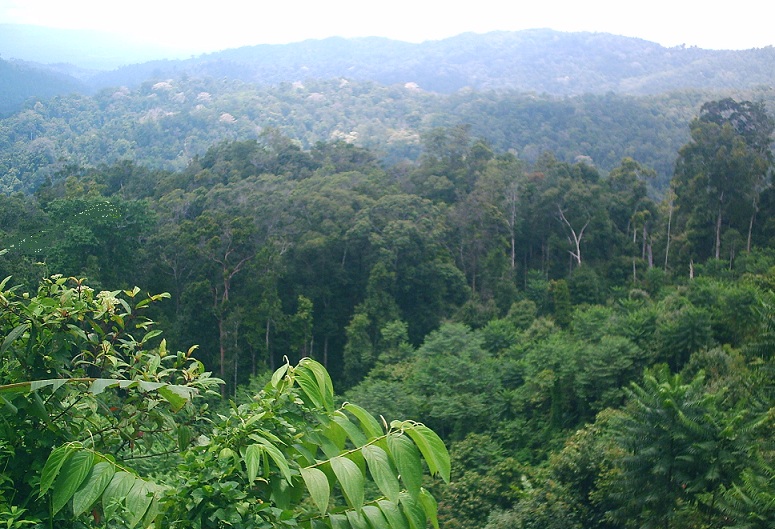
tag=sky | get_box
[0,0,772,53]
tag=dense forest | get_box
[1,94,774,528]
[1,28,774,529]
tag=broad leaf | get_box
[387,433,423,499]
[329,513,349,529]
[362,444,400,502]
[254,436,292,484]
[52,450,94,514]
[346,509,370,529]
[270,363,290,388]
[125,479,155,528]
[72,461,115,516]
[294,368,325,409]
[299,358,335,411]
[419,488,439,529]
[399,492,426,529]
[404,424,450,483]
[363,505,390,529]
[333,413,368,447]
[377,499,409,529]
[300,466,330,515]
[330,455,364,510]
[39,443,79,497]
[343,402,384,439]
[103,472,137,519]
[157,385,195,411]
[140,488,163,528]
[1,323,28,355]
[30,378,68,394]
[245,444,263,483]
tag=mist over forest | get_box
[1,25,774,529]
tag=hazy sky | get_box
[0,0,771,52]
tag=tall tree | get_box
[672,99,773,261]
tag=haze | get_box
[0,0,772,54]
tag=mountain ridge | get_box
[2,25,774,98]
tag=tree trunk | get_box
[715,191,724,260]
[218,316,226,397]
[715,206,723,260]
[665,199,673,270]
[747,196,757,253]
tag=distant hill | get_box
[86,29,775,95]
[4,25,775,96]
[0,58,85,116]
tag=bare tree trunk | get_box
[665,210,672,270]
[715,206,723,260]
[558,206,589,267]
[218,316,226,397]
[647,240,653,268]
[747,195,758,253]
[715,191,724,260]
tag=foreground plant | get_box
[0,276,449,528]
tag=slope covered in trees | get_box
[0,57,86,117]
[6,27,775,96]
[2,21,775,524]
[5,71,770,194]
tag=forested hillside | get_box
[106,30,774,95]
[1,24,774,529]
[6,27,775,96]
[1,94,774,528]
[0,57,85,116]
[5,71,772,194]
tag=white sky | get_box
[0,0,771,52]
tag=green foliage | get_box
[160,358,449,528]
[0,276,450,528]
[0,275,219,524]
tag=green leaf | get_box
[103,472,137,519]
[30,378,68,394]
[40,443,79,497]
[270,363,290,387]
[404,424,450,483]
[343,402,384,439]
[52,449,94,514]
[300,466,330,515]
[399,492,426,529]
[363,505,390,529]
[300,358,335,411]
[387,433,422,499]
[245,444,263,483]
[419,488,439,529]
[1,323,28,355]
[329,513,349,529]
[330,455,364,510]
[140,487,163,528]
[0,395,17,414]
[294,367,325,409]
[254,436,292,484]
[177,425,192,451]
[125,479,155,528]
[90,378,119,395]
[157,384,196,411]
[72,461,115,516]
[377,499,409,529]
[333,413,368,447]
[346,509,370,529]
[362,444,400,502]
